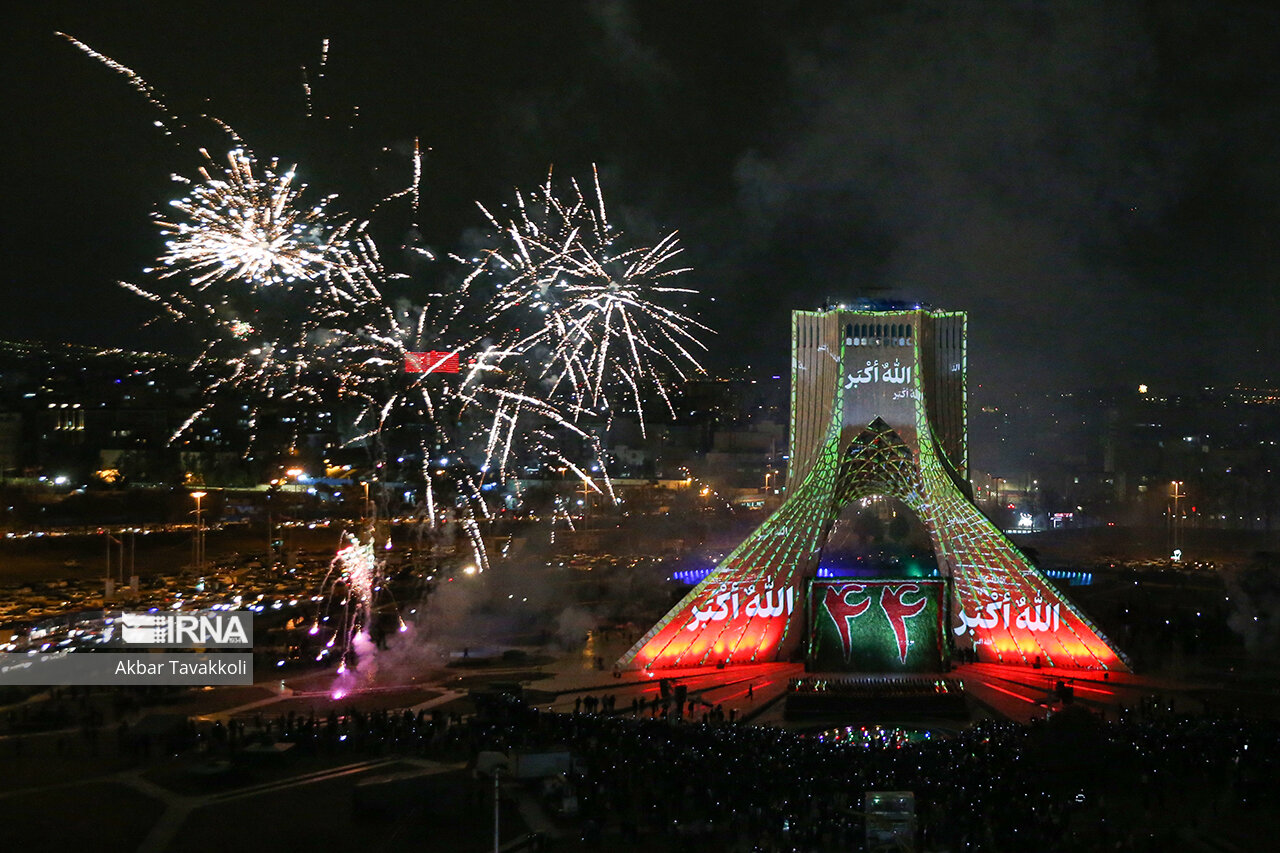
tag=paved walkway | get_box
[187,634,1213,731]
[125,757,458,852]
[956,661,1213,722]
[186,632,800,727]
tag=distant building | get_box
[972,383,1280,531]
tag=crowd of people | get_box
[10,680,1271,852]
[181,688,1278,852]
[464,698,1277,851]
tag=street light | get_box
[190,491,207,574]
[1170,480,1185,556]
[493,766,502,853]
[474,752,508,852]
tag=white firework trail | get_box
[122,270,331,446]
[58,32,243,146]
[58,32,181,137]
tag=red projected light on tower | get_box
[404,351,459,374]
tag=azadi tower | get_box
[618,302,1129,673]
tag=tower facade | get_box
[619,303,1128,672]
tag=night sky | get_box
[5,2,1280,408]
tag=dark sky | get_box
[5,1,1280,408]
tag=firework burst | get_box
[470,167,710,432]
[153,147,357,289]
[320,230,614,572]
